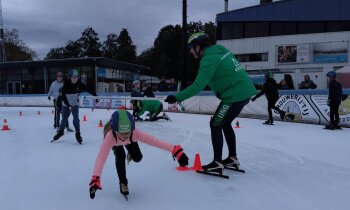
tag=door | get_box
[7,81,22,94]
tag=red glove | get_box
[172,145,189,167]
[89,176,102,199]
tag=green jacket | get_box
[175,45,256,104]
[136,100,162,117]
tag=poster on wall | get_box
[312,41,348,63]
[277,44,310,64]
[275,94,318,123]
[311,95,350,126]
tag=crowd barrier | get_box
[1,89,349,127]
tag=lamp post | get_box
[0,0,5,62]
[181,0,188,89]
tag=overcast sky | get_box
[2,0,262,59]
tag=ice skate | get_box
[222,156,240,169]
[201,161,224,175]
[75,131,83,144]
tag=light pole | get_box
[0,0,5,62]
[181,0,188,89]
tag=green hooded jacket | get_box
[175,45,256,104]
[136,100,162,117]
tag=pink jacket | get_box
[92,128,174,177]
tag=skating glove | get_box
[172,145,189,167]
[165,95,177,104]
[251,97,256,102]
[95,98,100,103]
[48,96,51,100]
[89,176,102,199]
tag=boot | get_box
[53,130,64,141]
[66,127,74,132]
[324,124,335,130]
[119,182,129,196]
[202,161,224,174]
[263,120,273,125]
[222,156,240,169]
[162,112,170,121]
[280,111,286,121]
[75,131,83,144]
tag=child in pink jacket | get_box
[89,109,189,199]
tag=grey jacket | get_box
[48,80,64,100]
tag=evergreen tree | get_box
[78,26,102,57]
[102,33,118,59]
[115,28,136,63]
[4,29,37,61]
[46,47,65,59]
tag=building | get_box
[216,0,350,88]
[0,57,149,94]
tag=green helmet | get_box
[188,32,209,48]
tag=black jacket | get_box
[62,79,96,107]
[254,78,279,102]
[328,80,342,104]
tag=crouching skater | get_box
[89,109,188,200]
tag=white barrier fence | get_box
[1,94,349,127]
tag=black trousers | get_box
[210,99,249,161]
[329,102,340,125]
[267,99,284,122]
[149,104,163,121]
[112,141,143,184]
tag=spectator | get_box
[48,72,64,128]
[284,74,295,90]
[158,78,168,92]
[168,78,177,91]
[142,83,155,97]
[278,79,289,90]
[325,71,343,130]
[299,74,317,89]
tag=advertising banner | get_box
[277,44,310,64]
[312,41,348,63]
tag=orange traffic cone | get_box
[191,153,203,171]
[19,111,23,116]
[235,120,240,128]
[98,120,103,128]
[38,110,41,115]
[83,115,87,122]
[1,119,11,131]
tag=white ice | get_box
[0,107,349,210]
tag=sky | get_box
[0,106,349,210]
[2,0,262,59]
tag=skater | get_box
[325,71,343,130]
[48,72,64,128]
[52,69,98,144]
[165,32,256,174]
[88,110,188,199]
[131,80,143,120]
[251,71,292,125]
[55,87,74,132]
[133,100,170,121]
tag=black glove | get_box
[165,95,177,104]
[48,96,51,101]
[95,98,100,103]
[172,145,189,167]
[89,176,102,199]
[251,97,256,102]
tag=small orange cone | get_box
[191,153,203,171]
[38,110,41,115]
[234,120,240,128]
[1,119,11,131]
[98,120,103,128]
[83,115,87,122]
[19,111,23,116]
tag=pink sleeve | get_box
[133,129,174,153]
[92,131,115,177]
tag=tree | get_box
[4,29,37,61]
[102,33,118,59]
[115,28,136,63]
[46,47,65,59]
[64,40,82,58]
[78,26,102,57]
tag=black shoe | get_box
[287,114,295,121]
[222,156,240,169]
[324,124,335,130]
[75,132,83,144]
[202,161,224,174]
[263,120,273,125]
[162,113,170,121]
[66,127,74,132]
[333,125,342,130]
[53,130,64,140]
[280,111,286,121]
[119,182,129,195]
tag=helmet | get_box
[110,110,135,133]
[188,32,209,48]
[69,69,79,78]
[326,71,336,78]
[133,80,140,85]
[264,71,273,79]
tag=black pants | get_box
[329,102,340,125]
[112,141,143,184]
[267,99,284,122]
[149,104,164,121]
[210,99,249,161]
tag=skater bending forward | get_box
[89,110,188,199]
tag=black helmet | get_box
[188,32,209,48]
[326,71,336,78]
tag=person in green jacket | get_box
[165,32,256,174]
[133,100,170,121]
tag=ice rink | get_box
[0,106,349,210]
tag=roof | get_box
[0,57,149,73]
[217,0,350,22]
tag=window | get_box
[256,22,269,37]
[221,22,233,40]
[270,22,283,36]
[244,22,257,38]
[235,53,268,62]
[232,22,243,39]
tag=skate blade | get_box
[123,195,128,201]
